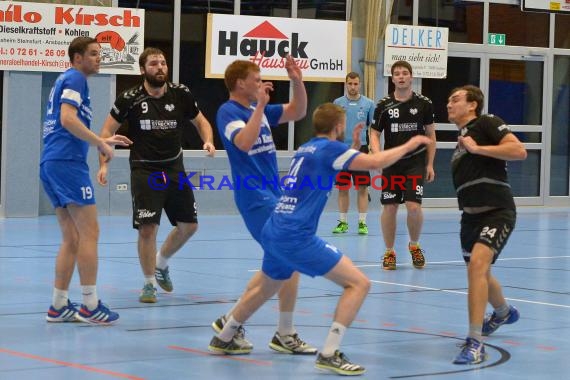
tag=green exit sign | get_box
[488,33,506,46]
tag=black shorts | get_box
[335,170,371,189]
[131,166,198,229]
[380,154,425,205]
[335,145,371,189]
[460,208,516,263]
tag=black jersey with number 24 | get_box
[451,114,515,211]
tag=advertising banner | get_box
[206,13,351,82]
[384,24,449,79]
[0,2,145,74]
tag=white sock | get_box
[52,288,69,309]
[81,285,98,311]
[156,250,169,270]
[321,321,347,357]
[224,298,240,320]
[359,213,367,223]
[494,303,510,319]
[339,213,347,223]
[278,312,296,336]
[218,315,243,342]
[144,276,157,287]
[468,324,483,343]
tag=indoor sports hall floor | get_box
[0,206,568,379]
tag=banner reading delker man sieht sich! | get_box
[206,13,351,82]
[0,1,144,74]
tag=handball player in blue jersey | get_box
[40,37,131,324]
[209,103,430,375]
[211,57,315,354]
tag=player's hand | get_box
[458,136,479,154]
[97,165,108,186]
[105,134,133,147]
[285,55,302,82]
[425,165,435,183]
[203,142,216,157]
[351,123,365,149]
[407,135,431,151]
[97,140,114,162]
[257,82,273,107]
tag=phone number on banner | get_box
[0,47,66,57]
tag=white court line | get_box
[358,255,570,268]
[368,279,570,309]
[248,255,570,308]
[248,255,570,271]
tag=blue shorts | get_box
[239,204,275,243]
[40,160,96,208]
[260,225,343,280]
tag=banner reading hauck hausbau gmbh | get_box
[206,13,351,82]
[384,24,449,79]
[0,2,144,74]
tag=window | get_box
[418,1,483,44]
[550,55,570,196]
[422,56,480,127]
[489,3,549,48]
[554,14,570,49]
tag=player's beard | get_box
[144,71,167,88]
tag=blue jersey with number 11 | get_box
[266,137,360,237]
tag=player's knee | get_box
[467,255,490,277]
[406,202,422,215]
[138,224,158,240]
[360,276,371,294]
[177,222,198,238]
[383,203,399,216]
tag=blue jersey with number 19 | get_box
[216,100,284,212]
[41,68,92,163]
[266,137,360,237]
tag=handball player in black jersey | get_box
[448,85,526,364]
[97,48,215,303]
[370,61,436,270]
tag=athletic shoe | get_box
[315,350,366,375]
[211,315,253,350]
[46,300,79,323]
[269,332,318,355]
[155,266,173,292]
[357,221,368,235]
[76,300,119,325]
[453,337,487,364]
[139,283,157,303]
[208,335,253,355]
[332,221,348,234]
[382,250,396,270]
[482,305,520,336]
[408,244,426,269]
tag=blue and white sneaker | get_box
[76,300,120,325]
[483,305,520,336]
[46,300,79,322]
[453,337,488,365]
